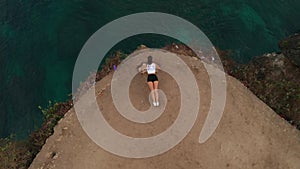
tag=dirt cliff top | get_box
[29,50,300,169]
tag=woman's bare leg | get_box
[147,82,155,103]
[154,81,159,103]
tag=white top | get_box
[146,63,156,74]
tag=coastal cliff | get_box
[1,34,300,169]
[28,50,300,169]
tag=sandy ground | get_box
[29,51,300,169]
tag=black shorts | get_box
[147,74,158,82]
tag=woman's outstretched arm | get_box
[138,63,147,73]
[155,63,161,71]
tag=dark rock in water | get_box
[279,33,300,67]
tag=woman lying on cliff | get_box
[138,56,161,107]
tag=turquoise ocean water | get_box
[0,0,299,139]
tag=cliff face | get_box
[29,50,300,169]
[220,33,300,129]
[279,33,300,67]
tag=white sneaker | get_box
[153,102,157,107]
[156,102,159,107]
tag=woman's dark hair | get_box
[147,56,153,64]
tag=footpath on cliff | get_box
[29,49,300,169]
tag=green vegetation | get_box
[38,101,62,132]
[280,40,289,48]
[0,135,24,169]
